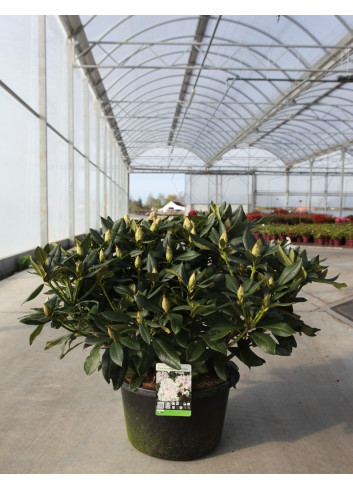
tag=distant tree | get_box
[165,194,177,204]
[145,193,166,209]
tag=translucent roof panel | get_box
[64,14,353,173]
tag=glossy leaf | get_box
[186,340,206,362]
[249,331,277,355]
[22,283,44,305]
[29,324,44,345]
[152,338,181,369]
[84,344,101,375]
[109,340,124,366]
[259,322,296,337]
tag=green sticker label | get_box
[155,363,192,417]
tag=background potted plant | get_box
[20,202,346,460]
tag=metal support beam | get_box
[38,15,49,247]
[84,78,90,232]
[67,39,75,242]
[168,15,210,146]
[308,159,314,213]
[95,101,101,229]
[285,168,290,209]
[251,173,257,211]
[340,149,345,215]
[324,165,328,212]
[103,123,107,216]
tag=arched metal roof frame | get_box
[62,14,353,173]
[117,105,234,148]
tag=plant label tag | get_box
[155,363,192,417]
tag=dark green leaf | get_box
[259,322,296,337]
[214,355,228,381]
[138,322,151,344]
[203,335,227,356]
[102,310,132,323]
[175,250,201,261]
[34,246,48,265]
[22,284,44,305]
[190,233,214,251]
[186,340,206,362]
[109,340,124,366]
[225,274,239,295]
[29,324,44,345]
[249,331,277,355]
[134,293,161,313]
[120,336,140,350]
[83,344,101,375]
[101,348,111,384]
[166,313,183,334]
[277,259,303,286]
[129,375,145,391]
[153,338,181,369]
[242,227,256,251]
[231,339,266,368]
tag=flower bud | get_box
[75,241,84,256]
[76,260,84,276]
[263,293,271,308]
[188,272,196,292]
[237,284,245,302]
[135,226,144,244]
[162,295,171,314]
[136,311,143,324]
[225,218,231,229]
[99,249,105,263]
[124,214,130,224]
[268,276,274,287]
[166,245,173,263]
[134,255,142,269]
[43,301,52,317]
[104,229,111,242]
[251,240,262,257]
[183,217,193,231]
[150,217,161,232]
[108,327,116,340]
[115,245,123,259]
[129,283,136,294]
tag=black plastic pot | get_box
[121,380,230,460]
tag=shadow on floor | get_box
[203,357,353,458]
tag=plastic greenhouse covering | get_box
[1,14,353,261]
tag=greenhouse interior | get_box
[1,14,353,475]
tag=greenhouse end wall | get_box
[0,15,129,264]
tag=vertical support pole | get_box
[246,173,249,212]
[189,173,192,210]
[324,162,328,212]
[84,78,90,232]
[103,123,107,217]
[251,173,256,211]
[38,15,49,247]
[285,168,290,209]
[95,102,101,229]
[127,166,130,216]
[67,38,75,242]
[340,149,345,216]
[215,174,218,203]
[308,159,313,213]
[113,143,117,219]
[109,136,113,217]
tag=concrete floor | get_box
[1,246,353,474]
